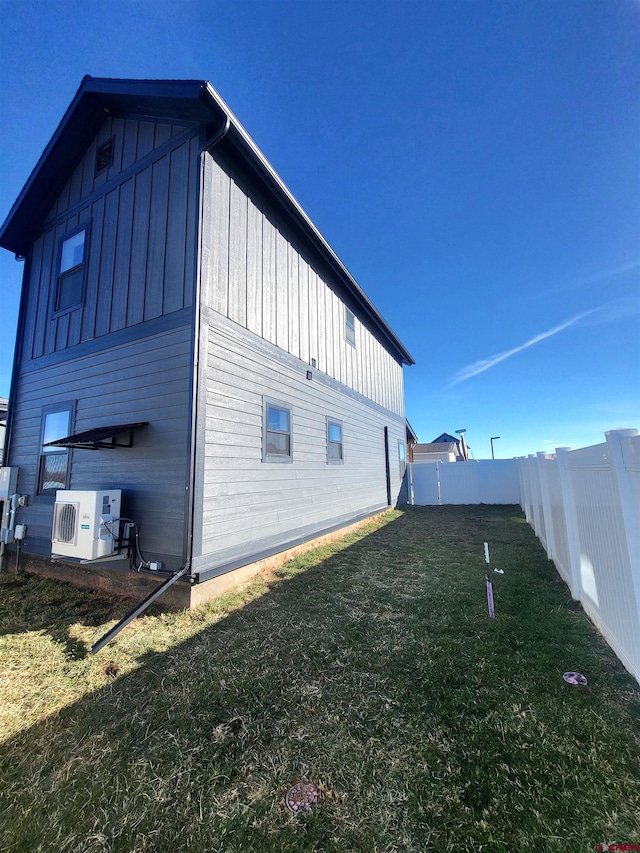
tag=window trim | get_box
[262,399,293,463]
[345,307,356,348]
[326,417,344,465]
[51,222,90,318]
[36,401,75,498]
[398,439,406,478]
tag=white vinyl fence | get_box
[408,428,639,684]
[517,429,640,685]
[409,459,521,506]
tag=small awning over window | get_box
[44,422,149,450]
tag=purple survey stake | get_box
[484,542,495,619]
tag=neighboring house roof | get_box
[432,433,459,444]
[430,432,468,459]
[0,76,414,367]
[0,397,8,425]
[414,442,458,455]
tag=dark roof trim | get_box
[405,418,419,443]
[0,76,414,365]
[44,421,148,450]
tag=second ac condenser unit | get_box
[52,490,121,561]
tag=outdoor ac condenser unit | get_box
[52,490,121,561]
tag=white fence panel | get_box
[439,463,481,504]
[517,430,640,686]
[477,460,521,504]
[542,455,572,589]
[410,459,520,506]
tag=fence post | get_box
[605,429,640,622]
[522,456,534,523]
[555,446,581,600]
[528,454,542,538]
[537,451,556,560]
[516,457,526,511]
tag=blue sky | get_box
[0,0,638,459]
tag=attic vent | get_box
[95,139,114,174]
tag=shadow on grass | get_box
[0,569,135,658]
[1,506,639,853]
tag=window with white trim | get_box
[327,418,343,464]
[345,307,356,347]
[37,403,74,496]
[399,440,406,478]
[263,400,292,462]
[54,227,87,314]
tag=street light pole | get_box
[490,436,501,460]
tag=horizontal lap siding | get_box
[9,325,193,568]
[202,153,405,418]
[192,314,405,570]
[22,120,200,360]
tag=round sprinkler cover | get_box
[563,671,588,686]
[285,781,320,815]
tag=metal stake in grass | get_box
[484,542,495,619]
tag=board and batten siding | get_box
[20,117,201,362]
[8,324,193,568]
[191,311,406,574]
[200,152,405,417]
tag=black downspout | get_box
[2,253,31,468]
[384,427,392,507]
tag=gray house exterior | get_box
[0,77,413,601]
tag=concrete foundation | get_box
[3,510,389,611]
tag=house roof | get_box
[414,442,459,455]
[0,76,414,367]
[432,433,459,444]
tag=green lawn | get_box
[1,506,639,853]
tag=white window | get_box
[37,403,74,495]
[263,400,292,462]
[327,418,343,464]
[399,440,406,478]
[345,307,356,347]
[55,227,87,314]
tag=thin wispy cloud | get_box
[534,259,640,300]
[580,295,640,326]
[449,307,598,386]
[574,259,640,288]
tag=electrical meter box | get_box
[0,468,19,545]
[0,467,18,502]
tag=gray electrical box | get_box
[1,467,19,545]
[0,467,18,502]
